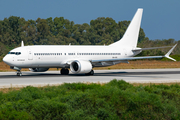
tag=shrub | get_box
[0,80,180,119]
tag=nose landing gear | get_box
[10,66,22,76]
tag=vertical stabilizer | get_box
[109,8,143,48]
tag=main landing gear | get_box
[16,71,22,76]
[60,68,69,75]
[85,70,94,75]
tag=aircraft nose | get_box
[3,56,7,63]
[3,56,11,65]
[3,56,6,62]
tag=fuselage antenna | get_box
[21,41,24,47]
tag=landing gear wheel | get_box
[17,71,22,76]
[65,69,69,75]
[60,68,69,75]
[90,70,94,75]
[85,70,94,75]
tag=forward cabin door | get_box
[27,49,33,60]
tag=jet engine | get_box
[29,68,49,72]
[70,60,92,73]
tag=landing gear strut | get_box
[85,70,94,75]
[16,71,22,76]
[60,68,69,75]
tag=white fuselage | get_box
[3,45,137,68]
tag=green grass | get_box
[0,80,180,119]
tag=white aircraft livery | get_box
[3,8,177,76]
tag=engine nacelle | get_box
[29,68,49,72]
[70,60,92,73]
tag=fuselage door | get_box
[27,49,33,60]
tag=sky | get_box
[0,0,179,41]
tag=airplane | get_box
[3,8,177,76]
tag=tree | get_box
[36,18,50,44]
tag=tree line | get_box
[0,16,179,59]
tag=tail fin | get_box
[109,8,143,48]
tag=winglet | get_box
[21,41,24,47]
[164,44,177,61]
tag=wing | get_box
[91,44,177,63]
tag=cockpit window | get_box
[8,52,21,55]
[15,52,21,55]
[8,52,15,54]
